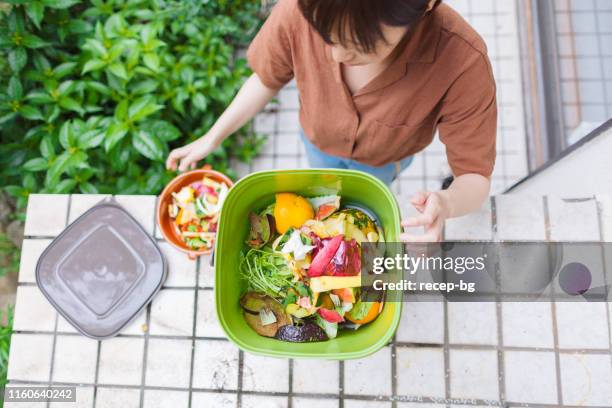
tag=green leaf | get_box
[57,80,76,96]
[23,157,48,171]
[59,121,75,149]
[26,90,53,104]
[130,79,158,95]
[104,122,128,152]
[25,2,45,29]
[52,179,78,193]
[22,34,47,49]
[83,39,107,58]
[79,182,98,194]
[128,96,162,121]
[143,53,159,72]
[132,129,165,162]
[42,0,80,9]
[114,99,128,121]
[8,47,27,73]
[0,112,17,125]
[8,76,23,100]
[193,93,207,111]
[4,186,24,197]
[85,81,111,95]
[46,151,74,184]
[40,136,55,159]
[82,59,106,74]
[58,97,83,114]
[78,130,105,150]
[53,62,77,79]
[19,105,44,120]
[108,62,128,80]
[140,120,180,142]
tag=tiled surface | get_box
[7,193,612,407]
[244,0,529,195]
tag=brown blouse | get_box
[247,0,497,176]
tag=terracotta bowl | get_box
[156,165,233,259]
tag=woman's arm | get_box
[400,174,490,242]
[166,73,280,171]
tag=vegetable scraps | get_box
[239,192,385,343]
[168,176,229,250]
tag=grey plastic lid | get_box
[36,198,166,339]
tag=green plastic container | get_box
[215,169,403,359]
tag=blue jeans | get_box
[300,131,413,185]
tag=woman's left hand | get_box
[400,191,451,242]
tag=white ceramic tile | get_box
[149,289,194,336]
[397,404,444,408]
[196,289,225,338]
[555,302,610,349]
[145,338,192,388]
[444,199,493,241]
[449,349,499,401]
[118,309,147,335]
[596,194,612,241]
[114,194,156,234]
[547,197,600,241]
[143,390,189,408]
[191,392,237,408]
[56,315,78,334]
[502,302,554,348]
[276,132,301,155]
[49,386,94,408]
[192,340,239,390]
[12,286,56,332]
[278,87,300,109]
[495,195,546,240]
[504,351,558,405]
[447,302,498,345]
[68,194,110,223]
[242,353,289,393]
[95,388,141,408]
[560,353,612,406]
[159,242,197,287]
[254,111,276,133]
[97,337,144,385]
[7,334,53,382]
[3,391,48,408]
[275,156,301,169]
[52,335,98,383]
[24,194,69,236]
[241,394,287,408]
[18,239,51,283]
[292,397,338,408]
[278,110,300,132]
[198,252,215,288]
[396,302,444,344]
[344,346,392,397]
[292,359,339,394]
[345,401,391,408]
[396,347,445,399]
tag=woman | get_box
[166,0,497,242]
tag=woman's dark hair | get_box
[298,0,442,53]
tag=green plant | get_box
[0,304,13,390]
[0,234,20,278]
[0,0,265,206]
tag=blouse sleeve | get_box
[246,0,296,89]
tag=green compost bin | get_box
[214,168,403,359]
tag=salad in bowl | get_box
[167,176,229,250]
[240,192,385,342]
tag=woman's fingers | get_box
[400,216,443,242]
[166,147,185,171]
[178,150,203,172]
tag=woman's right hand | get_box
[166,135,220,172]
